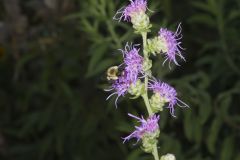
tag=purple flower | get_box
[149,79,189,117]
[122,43,144,82]
[158,23,185,68]
[123,113,160,143]
[114,0,147,22]
[106,43,143,106]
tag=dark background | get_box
[0,0,240,160]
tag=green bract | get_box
[142,129,160,153]
[131,12,152,33]
[150,93,168,113]
[147,37,168,56]
[128,80,145,98]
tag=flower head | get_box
[123,113,160,143]
[114,0,147,22]
[113,0,151,33]
[122,43,144,82]
[106,43,144,106]
[149,79,188,117]
[158,23,185,68]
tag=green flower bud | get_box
[128,80,144,98]
[147,37,167,56]
[142,129,160,153]
[150,93,168,113]
[160,153,176,160]
[131,12,152,34]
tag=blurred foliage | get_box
[0,0,240,160]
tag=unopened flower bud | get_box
[160,153,176,160]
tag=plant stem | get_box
[142,32,148,57]
[141,32,153,115]
[141,32,160,160]
[142,32,150,96]
[153,144,160,160]
[142,93,153,115]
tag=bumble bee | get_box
[107,66,120,81]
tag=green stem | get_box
[142,32,150,97]
[153,145,160,160]
[142,32,148,57]
[142,93,153,115]
[141,32,160,160]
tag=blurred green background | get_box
[0,0,240,160]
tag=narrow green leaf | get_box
[85,58,114,78]
[183,110,193,141]
[206,118,222,154]
[188,14,216,27]
[191,1,216,15]
[220,136,234,160]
